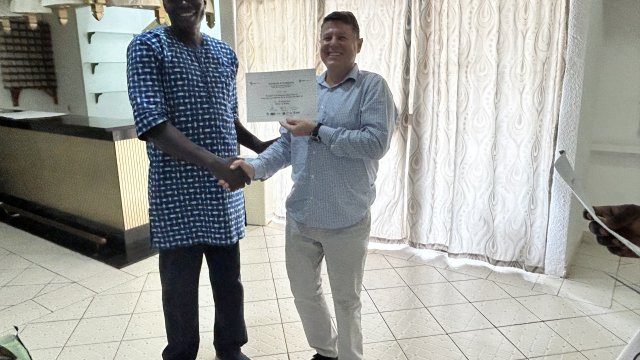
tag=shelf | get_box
[87,30,138,44]
[87,62,126,74]
[590,143,640,155]
[91,91,127,104]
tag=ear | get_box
[356,38,363,53]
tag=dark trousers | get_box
[159,243,248,360]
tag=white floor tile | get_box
[85,292,140,318]
[67,315,130,346]
[6,266,57,286]
[498,322,576,358]
[240,248,270,265]
[410,282,468,307]
[529,352,587,359]
[368,286,423,312]
[381,308,445,339]
[362,313,394,343]
[282,322,309,352]
[395,265,447,285]
[517,294,585,321]
[57,342,119,360]
[428,303,494,333]
[78,267,136,293]
[612,285,640,310]
[0,300,51,331]
[473,298,539,327]
[28,347,62,360]
[33,283,95,312]
[451,279,511,302]
[363,269,406,289]
[0,284,45,306]
[123,312,165,340]
[265,234,285,248]
[245,299,281,327]
[545,317,625,351]
[590,310,640,342]
[364,254,393,270]
[581,346,625,360]
[244,324,287,357]
[241,263,273,282]
[243,279,277,301]
[267,246,286,262]
[115,337,165,360]
[133,290,162,314]
[20,319,78,350]
[399,335,466,359]
[450,328,525,360]
[363,340,408,360]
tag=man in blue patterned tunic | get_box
[126,0,270,359]
[221,11,397,360]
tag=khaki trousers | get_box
[285,213,370,360]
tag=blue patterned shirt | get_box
[248,65,397,229]
[127,27,245,249]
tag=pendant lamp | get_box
[9,0,51,30]
[88,0,106,20]
[204,0,214,28]
[41,0,88,25]
[0,0,21,33]
[107,0,165,25]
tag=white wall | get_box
[547,0,640,276]
[74,4,222,119]
[582,0,640,206]
[546,0,593,276]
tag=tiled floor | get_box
[1,221,639,359]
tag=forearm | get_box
[248,133,291,180]
[144,122,226,176]
[319,125,390,160]
[234,119,261,151]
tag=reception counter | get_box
[0,112,150,260]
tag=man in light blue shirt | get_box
[222,11,397,360]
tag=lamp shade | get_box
[41,0,88,25]
[205,0,214,28]
[9,0,51,30]
[107,0,161,9]
[87,0,106,21]
[0,0,20,33]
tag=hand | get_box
[216,157,251,191]
[583,204,640,257]
[218,159,255,190]
[280,118,316,137]
[255,137,279,153]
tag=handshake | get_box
[215,158,256,192]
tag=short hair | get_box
[322,11,360,38]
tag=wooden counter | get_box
[0,112,150,259]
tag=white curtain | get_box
[234,0,568,272]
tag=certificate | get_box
[246,69,317,122]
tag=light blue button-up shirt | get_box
[248,65,397,229]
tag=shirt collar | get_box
[317,64,360,88]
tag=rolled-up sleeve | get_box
[318,76,397,160]
[127,38,167,138]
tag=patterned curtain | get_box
[234,0,568,272]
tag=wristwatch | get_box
[310,122,323,142]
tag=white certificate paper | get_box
[246,69,317,122]
[554,152,640,257]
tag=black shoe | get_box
[215,352,250,360]
[311,354,337,360]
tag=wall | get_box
[582,0,640,206]
[547,0,640,276]
[0,12,86,114]
[75,5,222,119]
[546,0,593,276]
